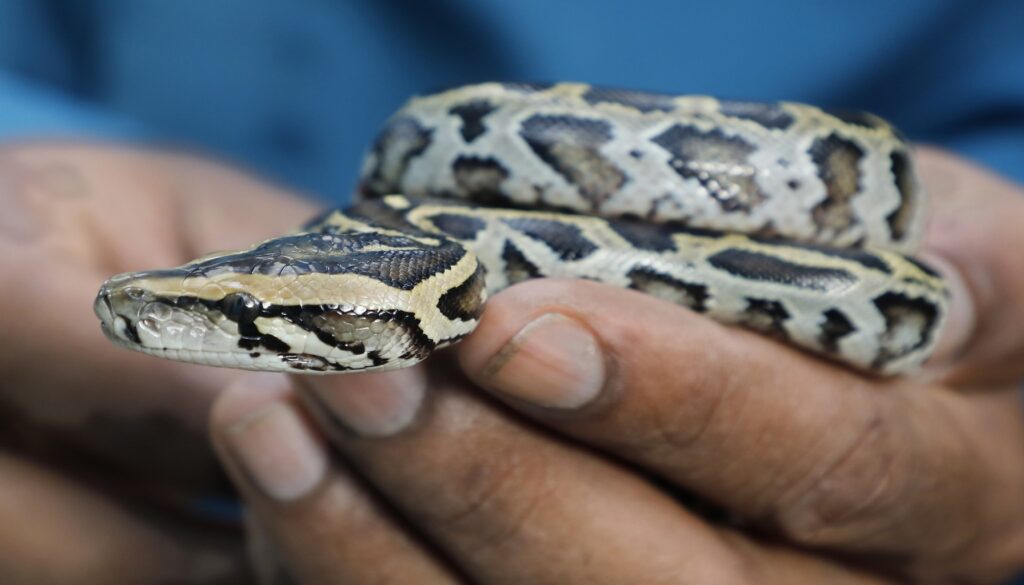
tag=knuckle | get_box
[643,376,730,459]
[430,449,553,554]
[629,347,744,464]
[771,401,902,545]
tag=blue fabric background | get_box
[0,0,1021,204]
[0,3,1021,580]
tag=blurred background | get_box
[0,2,1022,583]
[0,0,1021,203]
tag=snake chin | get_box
[94,280,256,367]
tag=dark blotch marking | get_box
[809,133,865,235]
[651,124,766,213]
[436,264,486,322]
[519,114,627,208]
[278,307,372,355]
[825,108,883,129]
[166,295,291,354]
[718,100,794,130]
[123,320,142,344]
[609,219,677,252]
[449,99,497,143]
[581,86,677,113]
[501,241,542,284]
[253,333,290,353]
[872,292,940,369]
[886,150,917,242]
[165,295,290,354]
[775,240,892,274]
[361,116,433,197]
[819,308,856,353]
[428,212,488,240]
[275,304,437,362]
[627,267,708,312]
[166,288,441,371]
[452,156,510,203]
[709,248,857,292]
[502,216,599,261]
[741,298,791,340]
[228,303,291,353]
[342,199,435,237]
[905,255,940,278]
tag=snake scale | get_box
[95,82,948,376]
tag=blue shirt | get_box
[0,0,1021,204]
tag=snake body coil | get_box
[95,82,948,376]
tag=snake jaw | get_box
[94,277,258,369]
[93,265,456,374]
[94,282,140,346]
[95,274,289,371]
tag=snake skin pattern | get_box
[95,83,948,376]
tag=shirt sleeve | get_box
[0,72,143,140]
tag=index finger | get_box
[456,279,1024,582]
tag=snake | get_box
[94,82,948,376]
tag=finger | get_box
[916,147,1024,385]
[296,365,897,585]
[0,144,316,487]
[0,449,245,585]
[455,279,1024,582]
[0,143,317,267]
[210,374,459,585]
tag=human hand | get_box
[0,144,316,584]
[210,147,1024,584]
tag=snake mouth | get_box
[94,282,146,346]
[94,280,297,371]
[94,277,248,363]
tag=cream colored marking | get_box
[124,251,481,343]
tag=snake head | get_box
[94,229,486,373]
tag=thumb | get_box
[918,147,1024,386]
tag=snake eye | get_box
[220,293,260,323]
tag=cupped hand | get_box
[210,148,1024,584]
[0,144,316,584]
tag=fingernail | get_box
[920,253,976,364]
[223,398,327,502]
[483,313,604,409]
[300,367,426,437]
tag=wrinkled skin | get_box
[2,144,1023,584]
[0,144,316,584]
